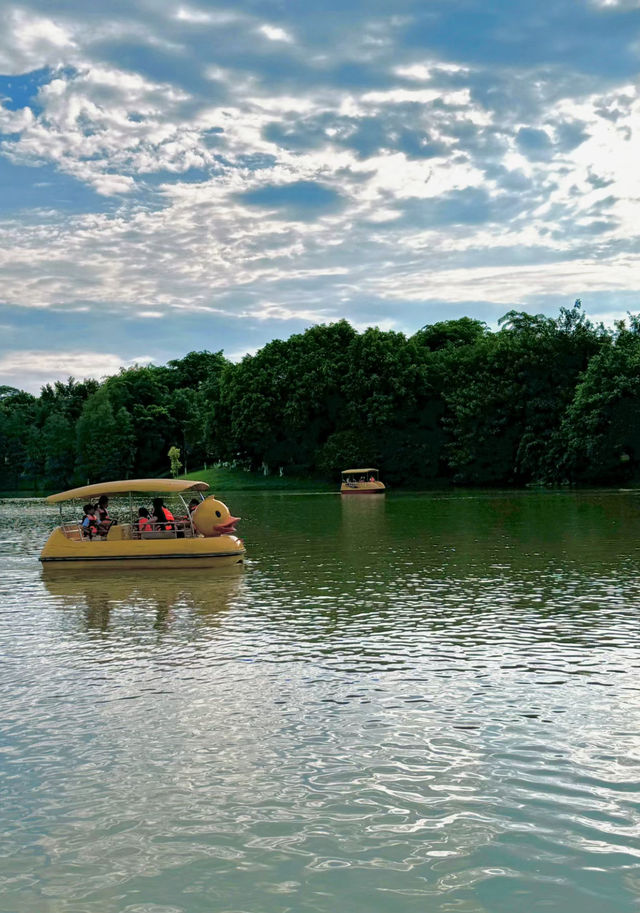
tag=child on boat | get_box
[81,504,98,538]
[136,507,152,534]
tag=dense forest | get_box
[2,301,640,491]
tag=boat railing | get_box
[61,522,84,541]
[138,520,196,540]
[60,519,196,541]
[342,479,380,488]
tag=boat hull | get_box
[340,483,386,495]
[40,527,245,569]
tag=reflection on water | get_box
[42,567,245,632]
[2,490,640,913]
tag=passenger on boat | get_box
[152,498,175,530]
[188,498,199,513]
[96,495,113,535]
[136,507,152,534]
[81,504,98,538]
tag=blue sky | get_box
[2,0,640,390]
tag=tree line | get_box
[2,301,640,491]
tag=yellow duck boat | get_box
[340,468,386,495]
[40,479,245,569]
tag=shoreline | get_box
[3,478,640,500]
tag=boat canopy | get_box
[342,468,379,474]
[47,479,210,504]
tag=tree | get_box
[166,350,228,390]
[0,385,22,400]
[168,445,182,478]
[42,412,75,489]
[562,317,640,483]
[414,317,488,351]
[442,304,606,484]
[219,321,357,472]
[0,390,37,488]
[76,389,135,482]
[316,429,380,478]
[0,302,625,490]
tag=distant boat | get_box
[340,468,386,495]
[40,479,245,569]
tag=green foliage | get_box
[42,413,75,489]
[219,321,356,472]
[317,430,379,477]
[168,445,183,478]
[0,385,22,400]
[443,302,605,484]
[1,308,637,491]
[561,321,640,483]
[0,390,37,488]
[414,317,488,351]
[75,389,136,483]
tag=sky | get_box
[2,0,640,391]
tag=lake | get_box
[2,490,640,912]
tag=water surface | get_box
[2,490,640,912]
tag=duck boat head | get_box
[191,497,241,537]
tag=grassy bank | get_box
[181,466,334,492]
[1,470,333,498]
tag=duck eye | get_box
[215,510,221,518]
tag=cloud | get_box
[91,173,136,195]
[174,6,216,25]
[258,24,294,43]
[0,9,76,74]
[0,349,153,392]
[2,0,640,389]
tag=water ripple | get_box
[2,491,640,912]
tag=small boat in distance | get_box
[340,468,386,495]
[40,479,245,569]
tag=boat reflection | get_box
[42,566,245,632]
[340,491,387,514]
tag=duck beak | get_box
[214,516,240,534]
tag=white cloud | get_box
[1,63,200,194]
[174,5,214,24]
[369,257,640,305]
[174,5,244,25]
[349,317,397,333]
[0,104,34,134]
[258,24,294,43]
[0,9,76,74]
[244,302,333,322]
[0,350,154,392]
[3,0,640,357]
[394,61,467,81]
[590,0,640,6]
[91,173,136,195]
[227,345,259,361]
